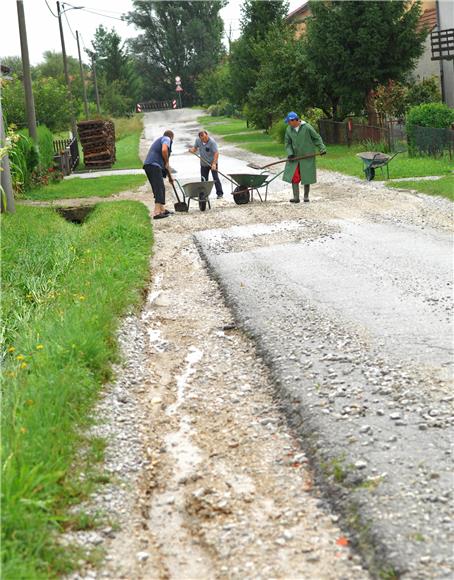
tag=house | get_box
[286,0,454,108]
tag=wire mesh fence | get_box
[409,126,454,159]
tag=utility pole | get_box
[0,91,16,214]
[76,31,89,119]
[56,1,78,138]
[92,56,101,114]
[16,0,37,143]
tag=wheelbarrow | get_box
[357,151,401,181]
[174,178,214,212]
[228,170,284,205]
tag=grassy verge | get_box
[1,202,152,578]
[388,175,454,201]
[200,115,453,181]
[113,116,143,170]
[24,174,146,201]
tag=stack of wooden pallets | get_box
[77,120,116,169]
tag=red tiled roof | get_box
[418,8,437,33]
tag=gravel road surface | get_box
[65,109,452,580]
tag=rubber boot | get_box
[304,184,310,202]
[290,183,300,203]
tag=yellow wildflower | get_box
[16,354,25,361]
[25,399,34,406]
[36,344,44,350]
[7,346,15,353]
[20,427,27,434]
[20,362,28,369]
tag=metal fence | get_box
[53,137,80,173]
[318,119,392,148]
[409,125,454,159]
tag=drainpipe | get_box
[435,0,446,103]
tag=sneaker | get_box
[153,212,170,220]
[289,199,300,203]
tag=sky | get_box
[0,0,303,68]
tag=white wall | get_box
[437,0,454,106]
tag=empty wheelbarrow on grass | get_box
[357,151,401,181]
[174,179,215,212]
[228,170,284,205]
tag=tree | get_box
[2,76,72,132]
[196,61,233,106]
[125,1,226,104]
[90,25,128,84]
[229,0,289,106]
[304,0,427,120]
[245,25,309,129]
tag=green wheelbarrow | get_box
[357,151,401,181]
[228,170,284,204]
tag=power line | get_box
[62,6,77,40]
[63,2,125,21]
[44,0,58,18]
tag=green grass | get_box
[388,175,454,201]
[200,114,454,181]
[1,202,152,578]
[197,115,258,136]
[113,132,142,170]
[113,115,143,169]
[24,174,146,201]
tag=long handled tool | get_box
[170,180,189,212]
[190,151,239,187]
[247,152,323,171]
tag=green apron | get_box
[282,122,326,185]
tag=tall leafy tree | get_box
[230,0,289,106]
[303,0,427,120]
[91,26,128,84]
[125,1,226,104]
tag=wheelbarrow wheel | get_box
[198,191,207,211]
[365,167,375,181]
[233,185,250,205]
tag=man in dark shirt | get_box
[143,130,174,220]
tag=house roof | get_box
[418,8,438,33]
[286,2,310,21]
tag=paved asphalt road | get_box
[196,214,453,578]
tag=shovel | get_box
[190,151,239,187]
[247,152,323,171]
[170,180,189,212]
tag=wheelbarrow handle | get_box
[190,151,239,187]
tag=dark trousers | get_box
[200,165,223,196]
[143,164,165,204]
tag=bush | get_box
[207,99,240,118]
[36,125,54,170]
[406,102,454,156]
[406,102,454,130]
[407,77,441,108]
[270,119,286,143]
[196,62,232,106]
[8,130,38,194]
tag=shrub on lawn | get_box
[207,99,241,118]
[36,125,55,170]
[406,102,454,157]
[1,202,152,577]
[8,129,38,194]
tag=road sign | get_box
[172,99,177,109]
[175,76,181,83]
[176,86,183,92]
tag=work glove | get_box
[287,154,297,160]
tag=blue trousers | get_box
[201,165,223,196]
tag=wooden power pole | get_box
[0,91,16,214]
[56,0,78,138]
[16,0,37,143]
[76,31,89,119]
